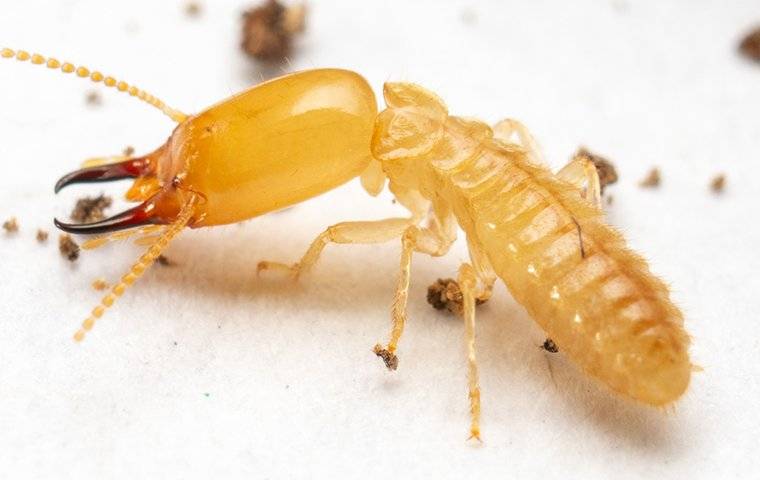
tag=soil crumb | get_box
[739,26,760,62]
[2,217,19,234]
[710,174,726,194]
[427,278,487,315]
[70,194,113,224]
[639,167,661,188]
[36,229,49,242]
[576,147,619,193]
[373,344,399,371]
[59,234,80,261]
[241,0,306,62]
[92,278,109,291]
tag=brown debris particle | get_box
[427,278,487,315]
[739,26,760,62]
[639,167,661,188]
[241,0,306,62]
[59,234,80,261]
[92,278,109,291]
[576,147,619,193]
[710,174,726,194]
[373,344,398,371]
[541,338,559,353]
[2,217,19,233]
[157,254,173,266]
[70,194,113,224]
[36,229,49,242]
[122,145,135,157]
[85,90,102,106]
[184,1,202,17]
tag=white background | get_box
[1,1,759,478]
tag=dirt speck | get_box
[241,0,306,62]
[639,167,661,188]
[541,338,559,353]
[71,194,113,224]
[739,26,760,62]
[122,145,135,157]
[36,229,49,242]
[427,278,487,315]
[59,234,80,261]
[157,254,173,266]
[576,147,619,193]
[373,344,399,371]
[2,217,19,234]
[710,174,726,194]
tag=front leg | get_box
[257,217,414,280]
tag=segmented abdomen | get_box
[448,144,690,405]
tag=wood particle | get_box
[92,278,109,291]
[241,0,306,62]
[2,217,19,233]
[576,147,619,193]
[739,26,760,62]
[36,229,49,242]
[59,234,80,262]
[639,167,661,188]
[70,194,113,224]
[710,174,726,194]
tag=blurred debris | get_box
[59,234,80,261]
[70,194,113,224]
[185,1,202,17]
[3,217,18,234]
[639,168,661,188]
[36,229,49,242]
[157,254,173,266]
[576,147,618,193]
[739,26,760,62]
[92,278,109,291]
[122,145,135,157]
[710,173,726,194]
[85,90,102,106]
[241,0,306,62]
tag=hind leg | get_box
[458,263,483,441]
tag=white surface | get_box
[1,1,759,478]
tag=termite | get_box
[2,47,691,440]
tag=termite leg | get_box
[492,118,543,165]
[374,223,456,368]
[71,195,197,342]
[256,217,415,279]
[556,153,604,208]
[458,263,482,441]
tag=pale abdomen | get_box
[453,147,691,405]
